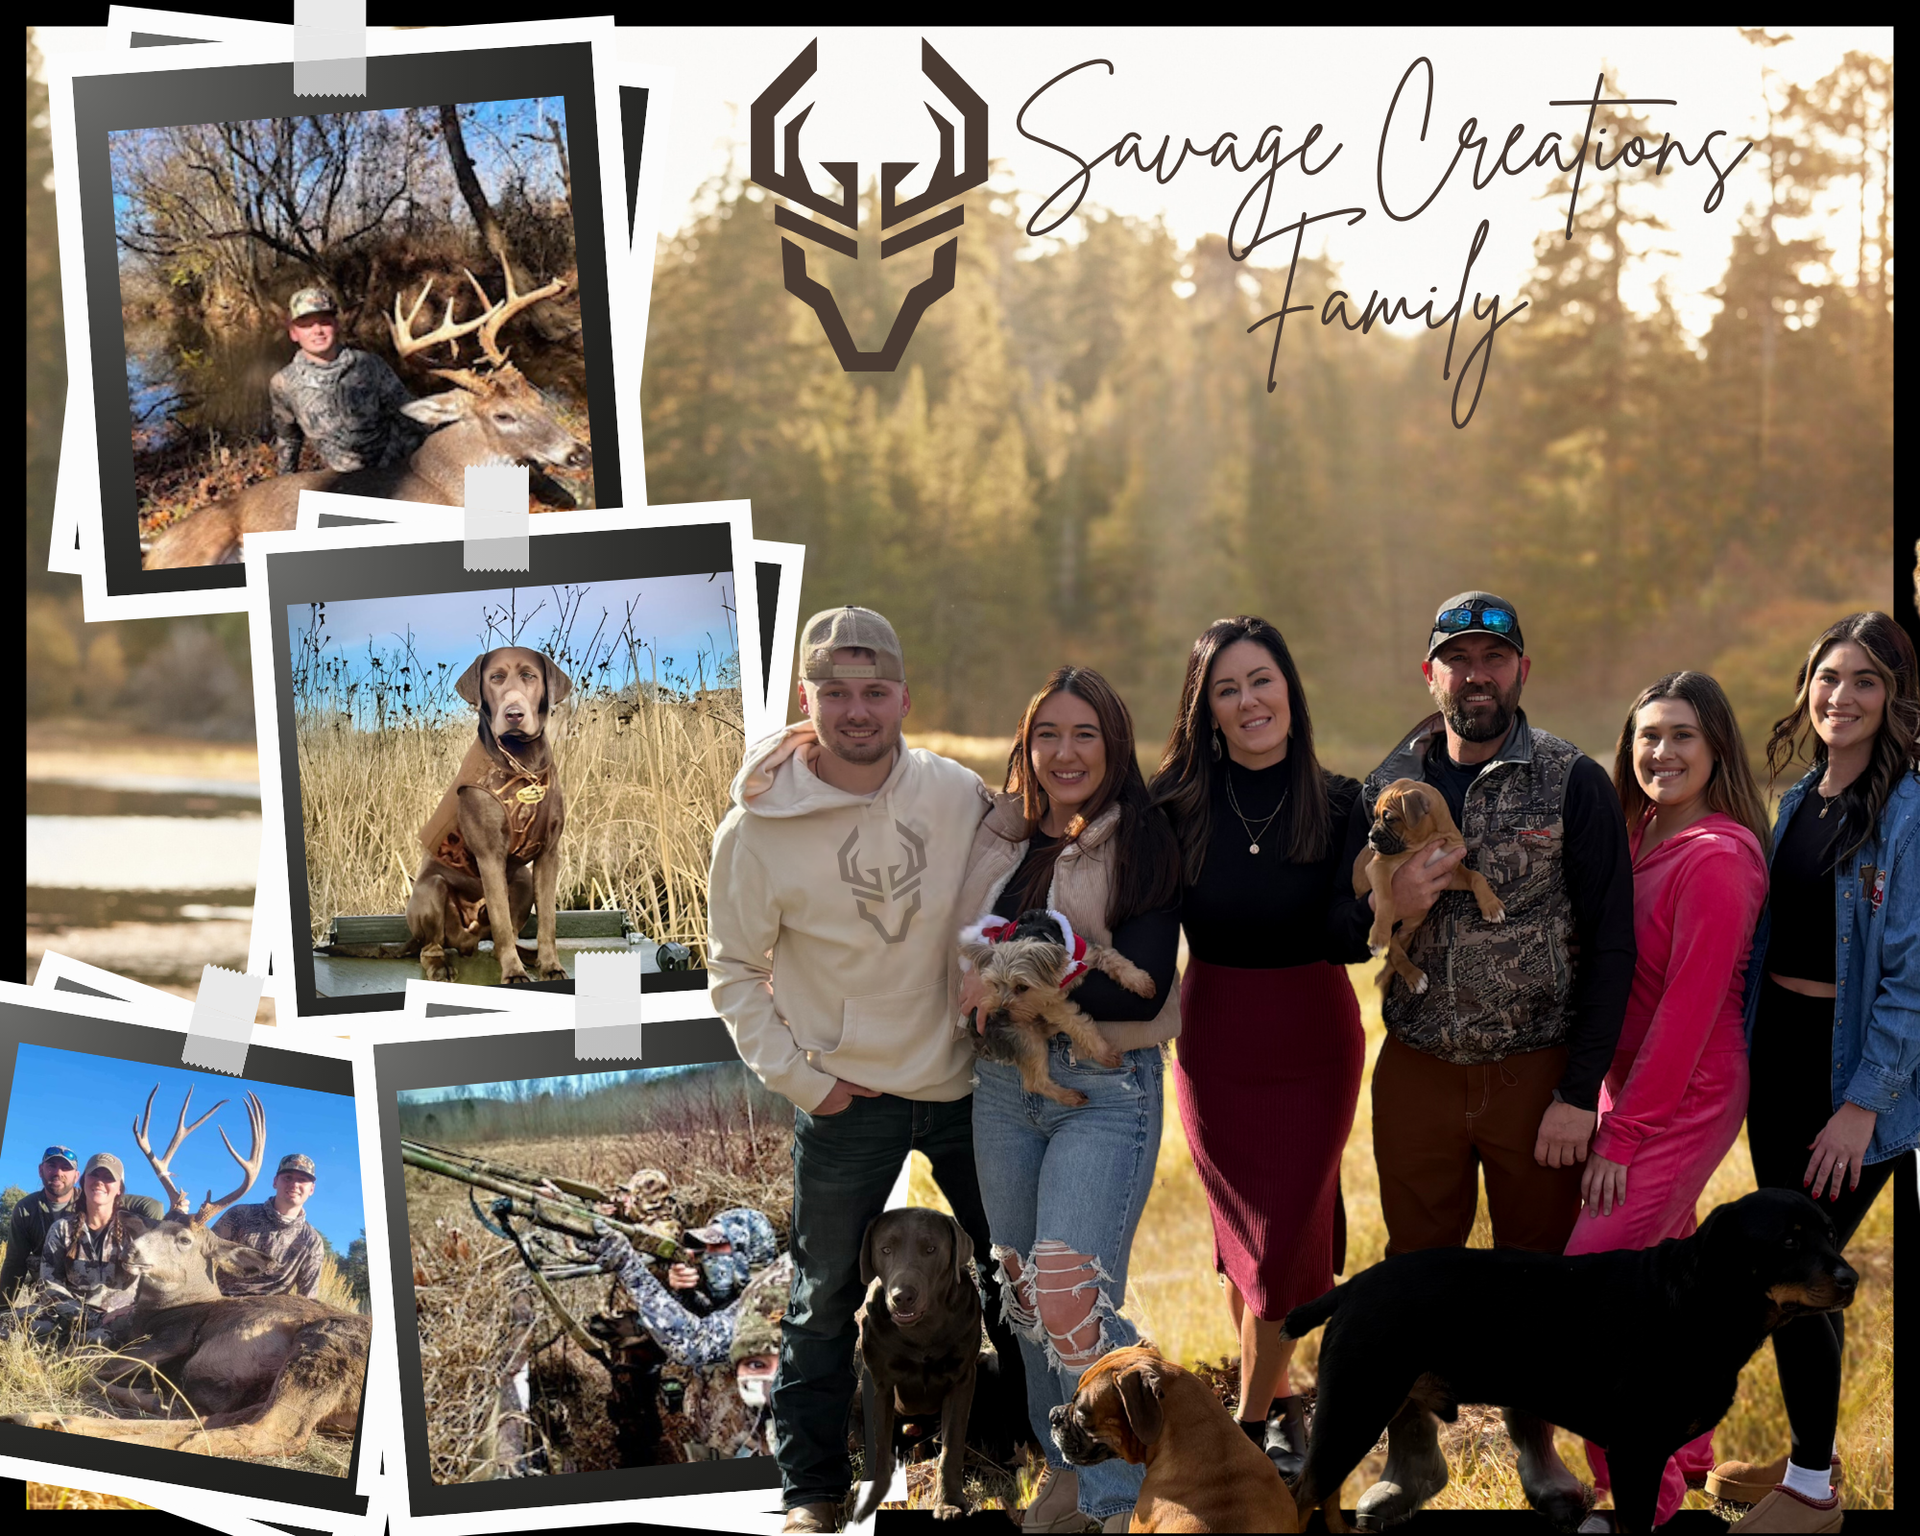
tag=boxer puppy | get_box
[1351,777,1505,995]
[1050,1345,1314,1533]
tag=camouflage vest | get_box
[1364,711,1580,1062]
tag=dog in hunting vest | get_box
[404,646,572,984]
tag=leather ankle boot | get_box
[1265,1395,1309,1483]
[1504,1407,1594,1529]
[1356,1400,1448,1529]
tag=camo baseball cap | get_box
[799,606,904,682]
[81,1152,126,1185]
[288,287,338,321]
[277,1153,317,1179]
[42,1145,77,1167]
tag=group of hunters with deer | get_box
[2,1093,327,1342]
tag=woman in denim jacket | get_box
[1708,612,1919,1534]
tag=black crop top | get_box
[1763,791,1852,985]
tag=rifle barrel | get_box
[401,1143,681,1262]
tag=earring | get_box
[1211,725,1223,760]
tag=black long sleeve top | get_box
[992,832,1181,1023]
[1178,753,1374,969]
[1328,738,1636,1111]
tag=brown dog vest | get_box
[418,739,556,881]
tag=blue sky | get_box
[286,573,738,712]
[400,1065,705,1104]
[2,1045,364,1252]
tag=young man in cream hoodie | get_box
[709,607,1023,1533]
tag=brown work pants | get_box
[1371,1034,1583,1256]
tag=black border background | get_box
[0,995,367,1517]
[373,1016,785,1515]
[264,522,734,1017]
[72,42,622,600]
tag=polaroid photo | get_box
[294,493,806,747]
[240,503,761,1026]
[29,952,189,1018]
[356,1004,791,1534]
[0,980,385,1531]
[42,19,646,619]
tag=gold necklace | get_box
[1224,764,1288,855]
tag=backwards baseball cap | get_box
[41,1145,77,1167]
[277,1153,317,1179]
[799,606,904,682]
[288,287,338,321]
[1427,591,1525,659]
[82,1152,126,1185]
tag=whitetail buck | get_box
[1,1087,370,1461]
[142,268,591,570]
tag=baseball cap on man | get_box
[288,287,338,321]
[81,1152,126,1185]
[1427,592,1525,659]
[42,1145,77,1167]
[799,607,905,682]
[277,1153,317,1179]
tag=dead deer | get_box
[143,267,591,570]
[1,1086,370,1462]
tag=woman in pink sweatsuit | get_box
[1568,671,1774,1529]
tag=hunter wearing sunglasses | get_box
[1331,591,1635,1528]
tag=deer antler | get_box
[469,265,567,370]
[134,1084,227,1215]
[388,278,490,363]
[195,1091,267,1227]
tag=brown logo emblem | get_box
[750,38,988,372]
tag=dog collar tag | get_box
[516,783,547,804]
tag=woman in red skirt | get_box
[1151,615,1372,1479]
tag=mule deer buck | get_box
[143,267,591,570]
[1,1087,370,1462]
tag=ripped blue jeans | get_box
[971,1038,1162,1521]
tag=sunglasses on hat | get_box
[1433,605,1517,636]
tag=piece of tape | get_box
[465,462,531,570]
[294,0,367,98]
[182,964,266,1076]
[574,951,643,1060]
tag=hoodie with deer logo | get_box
[708,722,990,1113]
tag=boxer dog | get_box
[1050,1345,1313,1533]
[1350,777,1505,994]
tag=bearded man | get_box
[1331,591,1635,1528]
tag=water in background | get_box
[26,775,258,987]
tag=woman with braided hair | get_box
[34,1152,165,1341]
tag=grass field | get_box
[3,1249,367,1500]
[296,683,741,964]
[403,1104,793,1484]
[899,962,1896,1518]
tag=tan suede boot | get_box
[781,1502,842,1534]
[1022,1464,1096,1533]
[1708,1455,1843,1506]
[1731,1484,1844,1532]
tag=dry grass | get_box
[898,963,1896,1516]
[296,671,742,963]
[404,1111,793,1484]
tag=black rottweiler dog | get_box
[1283,1189,1858,1533]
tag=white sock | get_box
[1782,1460,1832,1501]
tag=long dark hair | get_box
[1611,671,1772,852]
[1002,666,1181,928]
[1764,612,1920,862]
[1150,616,1333,883]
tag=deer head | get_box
[388,268,591,472]
[750,38,988,372]
[126,1085,274,1304]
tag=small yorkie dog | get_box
[959,908,1157,1106]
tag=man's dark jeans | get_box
[772,1091,1023,1511]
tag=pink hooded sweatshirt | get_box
[1591,811,1770,1168]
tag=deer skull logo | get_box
[839,822,929,944]
[750,38,988,373]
